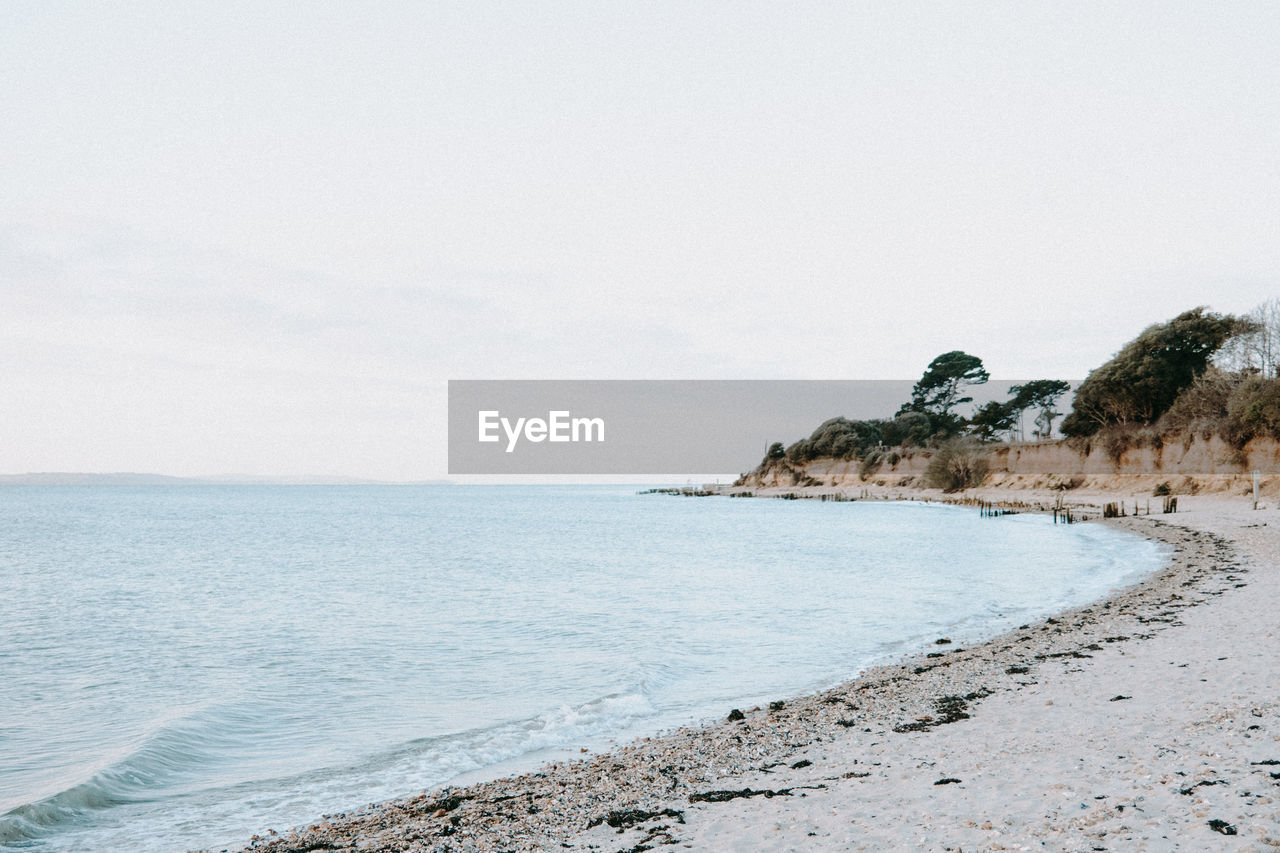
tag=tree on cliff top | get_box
[968,400,1017,441]
[909,351,990,413]
[967,380,1070,442]
[1060,308,1242,437]
[1008,379,1071,439]
[898,351,989,437]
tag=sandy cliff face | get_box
[739,434,1280,496]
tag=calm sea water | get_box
[0,485,1165,852]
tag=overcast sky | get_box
[3,2,1279,480]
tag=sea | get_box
[0,485,1166,852]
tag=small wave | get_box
[0,780,141,845]
[0,705,266,846]
[343,689,661,793]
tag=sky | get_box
[3,1,1279,480]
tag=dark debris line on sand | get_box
[586,807,685,830]
[687,787,793,804]
[215,520,1246,853]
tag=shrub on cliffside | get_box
[1149,371,1280,449]
[785,416,885,463]
[1226,376,1280,444]
[1156,367,1242,440]
[762,442,786,465]
[922,439,990,492]
[880,411,934,447]
[858,450,884,480]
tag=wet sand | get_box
[219,495,1280,852]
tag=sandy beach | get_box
[226,493,1280,852]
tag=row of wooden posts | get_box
[1102,496,1177,518]
[642,487,1185,519]
[978,501,1017,518]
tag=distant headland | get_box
[739,303,1280,496]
